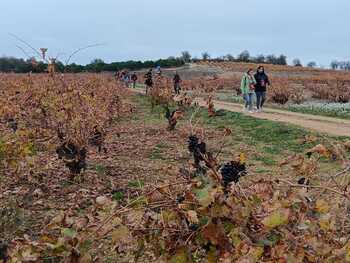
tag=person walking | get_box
[240,69,256,113]
[114,70,120,81]
[156,65,162,76]
[254,66,270,112]
[144,69,153,94]
[122,71,130,88]
[120,71,126,82]
[173,72,181,95]
[131,73,138,89]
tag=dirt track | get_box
[130,89,350,137]
[197,99,350,137]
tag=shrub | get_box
[290,85,306,104]
[269,79,291,105]
[306,79,350,103]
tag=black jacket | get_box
[173,74,181,84]
[254,72,270,92]
[144,71,153,86]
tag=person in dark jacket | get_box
[254,66,270,112]
[173,72,181,94]
[144,69,153,94]
[131,73,138,88]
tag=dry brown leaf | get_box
[307,144,331,158]
[315,199,330,214]
[96,196,110,207]
[187,210,199,224]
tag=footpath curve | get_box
[129,88,350,137]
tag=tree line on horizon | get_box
[0,57,185,73]
[186,50,289,66]
[184,51,320,69]
[0,50,347,73]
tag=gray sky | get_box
[1,0,349,66]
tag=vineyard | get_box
[1,71,350,263]
[169,62,350,119]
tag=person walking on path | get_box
[240,69,256,113]
[120,71,126,83]
[156,65,162,76]
[254,66,270,112]
[123,71,130,88]
[173,72,182,95]
[144,69,153,94]
[114,70,120,81]
[131,73,138,88]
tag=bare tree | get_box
[293,58,303,67]
[237,50,250,62]
[276,55,287,65]
[307,61,317,68]
[181,51,192,63]
[225,54,235,61]
[330,60,339,70]
[255,54,265,63]
[265,55,277,64]
[201,52,211,61]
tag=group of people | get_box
[118,65,270,114]
[115,70,138,88]
[240,66,270,113]
[143,68,182,95]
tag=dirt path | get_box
[197,99,350,137]
[130,88,350,137]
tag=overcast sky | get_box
[0,0,349,66]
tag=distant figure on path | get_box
[254,66,270,112]
[144,69,153,94]
[240,68,256,113]
[131,73,138,88]
[115,70,123,81]
[120,70,126,82]
[173,72,181,94]
[123,71,130,88]
[156,65,162,76]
